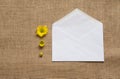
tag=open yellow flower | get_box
[39,40,45,47]
[36,25,48,37]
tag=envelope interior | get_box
[52,9,104,61]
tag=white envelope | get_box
[52,8,104,62]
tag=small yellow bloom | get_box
[36,25,48,37]
[39,52,43,57]
[39,40,45,47]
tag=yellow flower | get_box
[39,52,43,57]
[39,40,45,47]
[36,25,48,37]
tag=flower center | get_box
[40,41,44,44]
[40,28,44,33]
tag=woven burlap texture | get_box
[0,0,120,79]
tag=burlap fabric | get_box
[0,0,120,79]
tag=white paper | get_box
[52,8,104,62]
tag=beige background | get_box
[0,0,120,79]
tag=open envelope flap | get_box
[53,8,102,27]
[52,8,104,61]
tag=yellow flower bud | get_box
[39,40,45,47]
[39,52,43,57]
